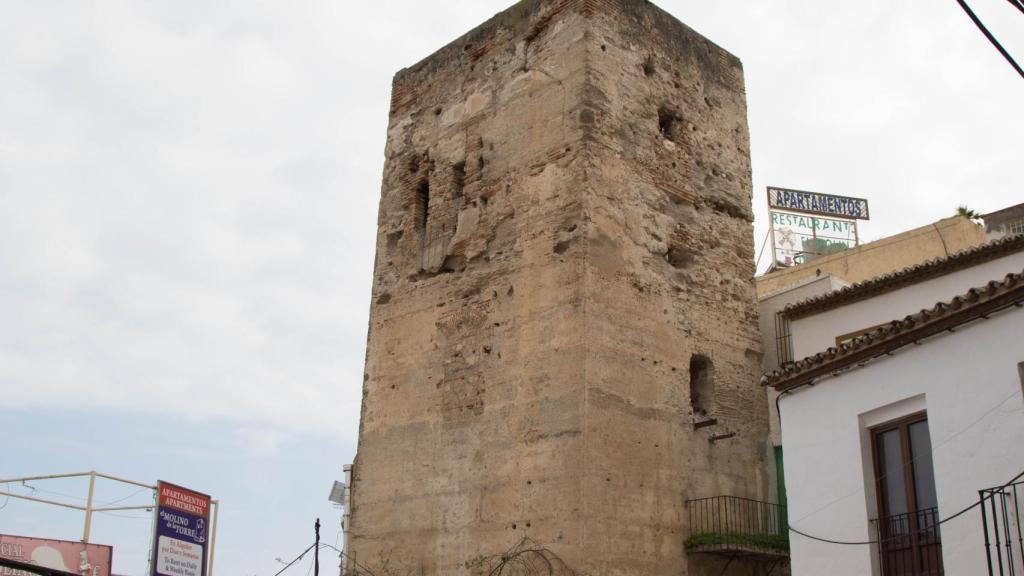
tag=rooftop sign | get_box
[768,186,870,220]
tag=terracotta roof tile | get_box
[781,234,1024,319]
[763,270,1024,391]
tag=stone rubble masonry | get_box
[348,1,770,574]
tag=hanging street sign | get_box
[150,482,210,576]
[767,186,870,220]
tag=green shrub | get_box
[684,531,790,553]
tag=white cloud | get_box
[1,3,1022,576]
[0,0,386,439]
[0,0,1021,438]
[232,425,293,459]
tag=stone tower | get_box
[348,1,770,574]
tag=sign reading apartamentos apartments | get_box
[150,482,210,576]
[768,186,870,220]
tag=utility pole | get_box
[314,518,320,576]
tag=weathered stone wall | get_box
[348,1,770,574]
[578,6,769,574]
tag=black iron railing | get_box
[684,496,789,557]
[980,480,1023,576]
[870,507,944,575]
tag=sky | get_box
[0,1,1020,575]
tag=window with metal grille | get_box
[1008,218,1024,236]
[775,312,793,364]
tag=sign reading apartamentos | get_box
[768,186,870,220]
[151,482,210,576]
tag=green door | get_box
[775,446,788,532]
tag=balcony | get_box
[870,507,944,576]
[980,479,1023,576]
[684,496,790,563]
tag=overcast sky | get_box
[1,1,1021,575]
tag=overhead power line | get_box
[272,544,315,576]
[1006,0,1024,16]
[754,228,771,273]
[956,0,1024,79]
[319,543,378,576]
[788,388,1022,526]
[790,467,1024,546]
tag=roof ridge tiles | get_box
[781,234,1024,319]
[763,269,1024,391]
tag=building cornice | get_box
[763,270,1024,392]
[781,234,1024,319]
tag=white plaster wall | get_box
[759,275,847,449]
[779,307,1024,576]
[760,275,847,373]
[790,252,1024,359]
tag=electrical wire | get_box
[787,378,1023,526]
[98,487,151,507]
[754,227,771,272]
[1006,0,1024,16]
[318,543,377,576]
[955,0,1024,79]
[790,468,1024,546]
[7,483,153,510]
[96,511,151,520]
[18,483,93,503]
[271,544,315,576]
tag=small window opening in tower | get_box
[658,107,680,142]
[416,179,430,232]
[452,162,466,202]
[689,354,714,416]
[642,55,656,77]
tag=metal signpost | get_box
[150,481,212,576]
[0,472,218,576]
[766,186,870,269]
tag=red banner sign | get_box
[158,484,209,518]
[0,534,113,576]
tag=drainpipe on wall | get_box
[341,464,353,576]
[932,222,951,257]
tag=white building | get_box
[984,202,1024,241]
[758,273,848,513]
[764,235,1024,576]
